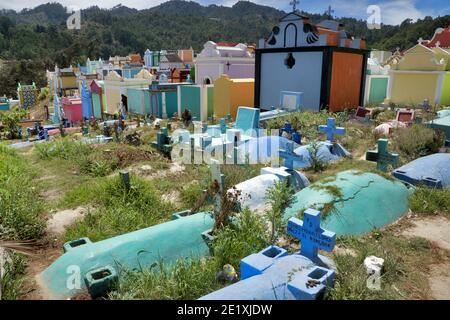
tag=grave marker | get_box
[366,139,399,172]
[287,208,336,260]
[279,141,304,170]
[318,118,345,142]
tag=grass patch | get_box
[0,144,45,240]
[35,138,169,177]
[329,233,445,300]
[409,187,450,215]
[0,253,26,300]
[64,175,176,242]
[109,209,269,300]
[0,144,45,300]
[263,110,348,141]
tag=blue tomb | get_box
[200,209,336,300]
[392,153,450,188]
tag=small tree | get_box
[0,108,28,139]
[308,140,327,173]
[265,180,294,244]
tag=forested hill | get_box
[0,0,448,97]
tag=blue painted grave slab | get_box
[200,210,336,300]
[234,107,260,133]
[392,153,450,188]
[9,139,46,149]
[319,118,345,142]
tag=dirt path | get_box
[401,215,450,300]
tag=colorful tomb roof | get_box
[259,12,366,50]
[198,41,254,58]
[423,27,450,49]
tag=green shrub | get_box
[392,125,444,162]
[180,182,204,209]
[213,209,269,269]
[265,180,294,243]
[0,108,28,139]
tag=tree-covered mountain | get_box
[0,0,448,98]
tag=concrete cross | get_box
[319,118,346,142]
[210,159,225,192]
[287,208,336,260]
[279,141,304,170]
[290,0,300,12]
[326,5,335,19]
[366,139,399,172]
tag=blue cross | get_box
[319,118,346,142]
[279,141,304,170]
[287,208,336,260]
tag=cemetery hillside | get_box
[0,0,450,309]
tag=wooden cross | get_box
[366,139,399,172]
[287,208,336,260]
[290,0,300,12]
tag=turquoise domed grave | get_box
[284,170,412,236]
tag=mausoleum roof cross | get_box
[326,5,335,20]
[290,0,300,12]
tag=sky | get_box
[0,0,448,25]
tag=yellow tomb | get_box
[213,75,254,120]
[386,42,450,106]
[103,70,154,115]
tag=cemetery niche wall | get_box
[255,12,368,112]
